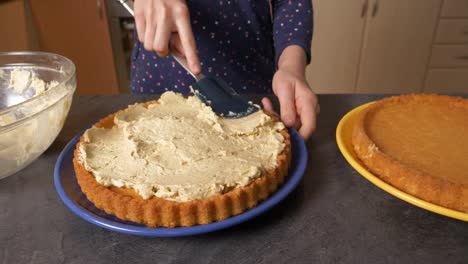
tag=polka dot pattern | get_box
[130,0,313,95]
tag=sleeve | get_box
[271,0,314,66]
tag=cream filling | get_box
[1,68,70,179]
[7,68,58,97]
[78,92,286,202]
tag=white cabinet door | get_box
[441,0,468,17]
[356,0,441,93]
[306,0,367,93]
[425,69,468,93]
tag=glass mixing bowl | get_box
[0,52,76,179]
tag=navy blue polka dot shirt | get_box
[130,0,313,94]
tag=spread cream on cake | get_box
[78,92,286,202]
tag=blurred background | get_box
[1,0,467,95]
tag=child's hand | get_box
[262,46,319,141]
[134,0,200,74]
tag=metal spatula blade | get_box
[117,0,258,119]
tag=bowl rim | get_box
[0,51,76,127]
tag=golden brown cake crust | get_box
[352,94,468,213]
[73,100,291,227]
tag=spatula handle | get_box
[116,0,203,81]
[116,0,134,16]
[170,50,204,81]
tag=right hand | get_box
[134,0,201,74]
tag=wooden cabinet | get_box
[0,0,37,51]
[307,0,442,94]
[30,0,119,94]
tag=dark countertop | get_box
[1,94,467,264]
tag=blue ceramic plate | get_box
[54,128,307,237]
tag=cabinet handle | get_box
[372,0,379,17]
[97,0,103,19]
[455,55,468,60]
[361,0,369,18]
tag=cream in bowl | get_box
[0,52,76,179]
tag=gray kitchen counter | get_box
[1,94,467,264]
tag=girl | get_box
[131,0,319,140]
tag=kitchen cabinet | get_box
[105,0,135,94]
[356,0,441,93]
[430,45,468,68]
[305,0,367,93]
[30,0,119,94]
[440,0,468,18]
[425,69,468,92]
[423,0,468,93]
[306,0,442,94]
[0,0,37,51]
[435,19,468,44]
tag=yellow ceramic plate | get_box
[336,102,468,222]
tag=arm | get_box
[271,0,313,66]
[263,0,318,140]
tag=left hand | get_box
[262,68,319,141]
